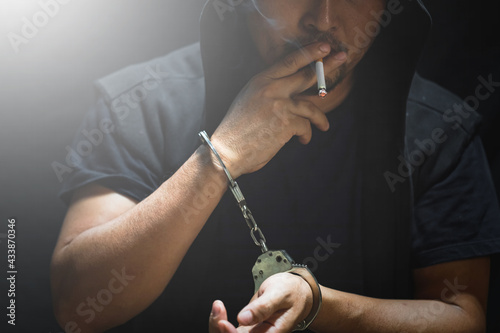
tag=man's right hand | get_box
[211,42,347,178]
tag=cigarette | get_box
[316,58,327,98]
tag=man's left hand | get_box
[209,272,313,333]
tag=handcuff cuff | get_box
[199,130,322,331]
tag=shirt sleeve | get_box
[58,97,165,204]
[57,45,206,206]
[412,135,500,268]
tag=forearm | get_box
[51,145,228,332]
[310,286,485,333]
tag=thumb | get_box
[209,300,228,333]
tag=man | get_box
[51,1,500,332]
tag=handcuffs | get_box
[199,131,322,331]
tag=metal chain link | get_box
[199,131,268,253]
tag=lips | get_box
[302,36,347,53]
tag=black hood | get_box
[199,0,432,298]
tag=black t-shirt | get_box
[59,88,500,331]
[57,44,500,330]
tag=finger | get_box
[265,42,331,80]
[323,50,348,71]
[286,101,330,145]
[218,320,239,333]
[291,100,330,132]
[237,289,287,326]
[268,100,329,145]
[209,300,228,333]
[285,50,348,96]
[264,46,347,96]
[293,117,313,145]
[247,320,276,333]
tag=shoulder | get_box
[405,74,482,199]
[95,42,204,101]
[93,42,206,173]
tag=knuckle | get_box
[258,303,272,317]
[261,84,278,99]
[271,98,285,111]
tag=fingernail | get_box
[239,310,253,323]
[334,52,347,61]
[212,301,221,316]
[319,43,331,53]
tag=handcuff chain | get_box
[199,131,268,253]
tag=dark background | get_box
[0,1,498,332]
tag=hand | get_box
[208,272,313,333]
[210,43,347,178]
[209,300,252,333]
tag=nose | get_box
[301,0,339,34]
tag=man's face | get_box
[246,0,387,108]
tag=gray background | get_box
[0,1,206,331]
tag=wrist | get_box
[288,267,323,331]
[209,136,242,179]
[309,286,370,332]
[196,144,229,184]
